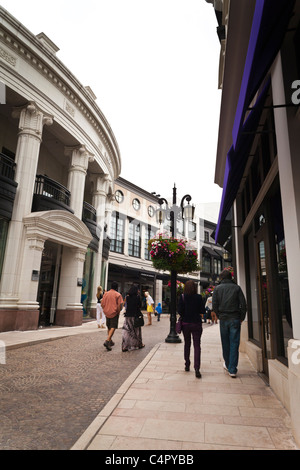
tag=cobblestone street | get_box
[0,317,170,450]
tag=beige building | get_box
[106,178,200,310]
[0,7,120,330]
[208,0,300,446]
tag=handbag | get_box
[134,312,144,328]
[175,317,183,334]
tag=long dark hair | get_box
[184,280,197,295]
[128,284,139,296]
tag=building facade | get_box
[200,218,231,290]
[208,0,300,445]
[106,178,201,311]
[0,7,120,331]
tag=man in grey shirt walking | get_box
[212,269,247,378]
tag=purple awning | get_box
[215,0,295,245]
[232,0,295,149]
[215,78,270,244]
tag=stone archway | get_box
[22,210,93,327]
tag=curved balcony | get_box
[82,201,100,252]
[32,175,74,214]
[0,152,18,220]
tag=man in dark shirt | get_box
[212,269,247,378]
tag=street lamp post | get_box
[157,184,195,344]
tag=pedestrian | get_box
[177,280,205,378]
[101,281,123,351]
[205,295,217,324]
[144,291,154,325]
[122,284,145,351]
[155,302,162,321]
[96,286,105,328]
[212,269,247,378]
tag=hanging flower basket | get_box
[167,280,185,294]
[148,235,201,274]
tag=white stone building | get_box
[0,7,120,330]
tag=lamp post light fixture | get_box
[157,184,195,343]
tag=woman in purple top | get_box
[178,280,205,378]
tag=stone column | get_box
[16,235,46,330]
[65,145,94,219]
[55,246,87,326]
[0,102,53,331]
[89,174,111,313]
[272,52,300,448]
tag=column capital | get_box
[65,144,94,172]
[12,101,53,138]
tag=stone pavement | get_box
[1,319,298,451]
[72,324,299,451]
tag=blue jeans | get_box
[219,319,241,374]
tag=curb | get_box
[70,342,161,451]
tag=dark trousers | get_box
[182,322,203,371]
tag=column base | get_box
[55,309,83,327]
[288,339,300,448]
[0,309,39,332]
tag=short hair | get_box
[184,280,197,295]
[111,281,118,290]
[219,269,232,281]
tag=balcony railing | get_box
[0,152,16,180]
[32,175,73,214]
[82,201,99,252]
[82,201,97,222]
[0,153,18,220]
[34,175,71,205]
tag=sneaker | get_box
[103,340,112,351]
[229,372,236,378]
[223,362,228,371]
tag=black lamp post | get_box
[157,184,195,343]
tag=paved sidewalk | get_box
[1,321,298,450]
[72,324,298,451]
[0,319,123,351]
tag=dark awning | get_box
[203,246,220,257]
[232,0,295,149]
[213,248,224,259]
[215,78,270,244]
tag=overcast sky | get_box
[1,0,223,222]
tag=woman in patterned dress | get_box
[122,284,145,352]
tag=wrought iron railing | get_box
[82,201,97,222]
[0,152,16,180]
[34,175,71,206]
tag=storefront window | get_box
[110,212,124,253]
[128,221,141,257]
[214,258,222,275]
[144,225,155,260]
[271,190,292,361]
[275,237,292,360]
[247,230,260,343]
[81,248,95,317]
[202,253,211,273]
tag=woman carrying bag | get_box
[177,280,205,378]
[122,284,145,352]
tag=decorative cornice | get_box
[0,10,121,176]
